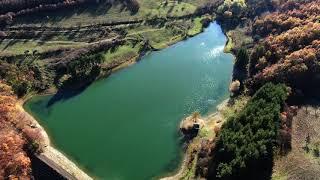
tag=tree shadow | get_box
[207,154,274,180]
[1,39,20,50]
[150,131,185,180]
[14,2,122,26]
[46,82,92,108]
[46,63,105,107]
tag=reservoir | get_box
[24,22,233,180]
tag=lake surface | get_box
[25,22,233,180]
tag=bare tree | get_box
[191,111,200,122]
[305,105,309,114]
[304,133,311,153]
[311,105,318,117]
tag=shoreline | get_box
[19,40,180,180]
[20,21,227,180]
[17,101,94,180]
[160,99,230,180]
[159,27,235,178]
[18,39,187,180]
[159,153,189,180]
[18,53,144,178]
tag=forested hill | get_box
[247,0,320,98]
[220,0,320,100]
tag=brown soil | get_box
[273,106,320,180]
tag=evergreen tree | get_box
[234,48,249,82]
[210,83,287,179]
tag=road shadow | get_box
[29,153,67,180]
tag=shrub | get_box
[229,80,240,96]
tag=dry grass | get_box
[273,106,320,180]
[219,96,249,120]
[224,27,253,53]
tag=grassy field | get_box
[220,96,249,120]
[1,18,202,56]
[1,0,214,56]
[224,32,234,53]
[127,16,207,49]
[139,28,182,49]
[0,39,87,55]
[103,43,140,63]
[1,15,206,55]
[224,27,252,53]
[12,0,210,27]
[187,17,204,36]
[272,105,320,180]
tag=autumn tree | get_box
[0,82,32,179]
[246,0,320,95]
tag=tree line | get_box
[209,83,288,179]
[0,0,140,27]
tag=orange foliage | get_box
[0,82,31,179]
[0,130,31,179]
[248,0,320,93]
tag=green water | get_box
[25,22,233,180]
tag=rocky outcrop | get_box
[180,113,205,139]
